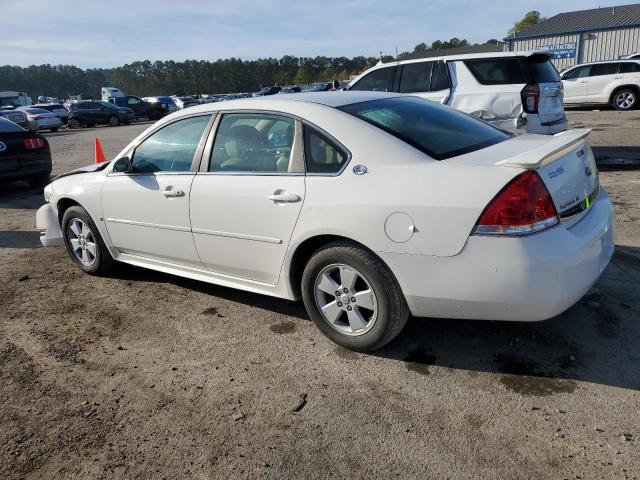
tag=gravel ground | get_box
[0,113,639,479]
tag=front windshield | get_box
[339,96,511,160]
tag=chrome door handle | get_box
[267,191,301,203]
[162,187,185,198]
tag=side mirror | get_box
[112,156,133,173]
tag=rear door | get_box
[561,66,590,104]
[585,63,621,103]
[190,112,305,284]
[523,54,565,125]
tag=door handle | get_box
[267,191,301,203]
[162,187,185,198]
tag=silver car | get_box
[18,107,63,132]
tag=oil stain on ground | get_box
[404,348,437,375]
[494,353,577,396]
[269,321,297,334]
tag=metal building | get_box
[504,4,640,70]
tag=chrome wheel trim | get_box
[314,263,378,336]
[616,91,635,109]
[67,218,97,267]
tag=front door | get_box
[561,66,591,104]
[190,112,305,284]
[102,114,212,266]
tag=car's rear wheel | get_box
[612,88,637,110]
[28,174,50,188]
[108,115,119,127]
[62,206,115,275]
[301,241,409,352]
[68,118,80,129]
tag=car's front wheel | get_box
[612,88,637,110]
[301,241,409,352]
[68,118,80,129]
[108,115,119,127]
[62,206,115,275]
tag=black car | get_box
[111,95,166,120]
[68,101,135,128]
[253,86,282,97]
[0,117,51,187]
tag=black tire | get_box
[49,127,58,132]
[61,206,116,275]
[612,88,637,111]
[301,241,409,352]
[108,115,119,127]
[68,118,80,129]
[27,174,50,188]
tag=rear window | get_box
[589,63,619,76]
[339,96,510,160]
[0,116,25,133]
[524,55,560,82]
[464,58,525,85]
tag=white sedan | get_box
[36,92,614,351]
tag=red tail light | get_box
[521,84,540,113]
[24,137,46,150]
[473,171,558,236]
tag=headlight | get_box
[43,184,52,202]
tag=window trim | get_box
[197,110,305,176]
[107,113,215,176]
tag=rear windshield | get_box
[525,55,560,82]
[0,116,25,132]
[338,96,510,160]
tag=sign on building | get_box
[537,42,577,59]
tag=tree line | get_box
[0,35,519,100]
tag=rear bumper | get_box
[36,203,64,247]
[380,188,615,321]
[0,154,51,182]
[526,115,568,135]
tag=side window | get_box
[399,62,432,93]
[464,59,525,85]
[619,62,640,73]
[210,113,295,173]
[430,61,450,91]
[304,126,348,174]
[132,115,210,173]
[589,63,619,76]
[350,67,394,91]
[563,66,591,79]
[128,97,141,105]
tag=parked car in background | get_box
[280,86,302,94]
[348,51,567,135]
[561,60,640,110]
[18,107,63,132]
[171,96,199,110]
[0,116,51,187]
[0,107,31,130]
[252,86,281,97]
[304,82,331,92]
[109,95,166,120]
[31,103,70,124]
[621,53,640,59]
[37,92,612,352]
[143,96,178,114]
[68,101,135,128]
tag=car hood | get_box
[54,162,110,180]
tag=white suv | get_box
[347,51,567,135]
[561,60,640,110]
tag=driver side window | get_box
[132,115,211,173]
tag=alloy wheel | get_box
[67,218,97,266]
[615,91,635,109]
[314,263,378,336]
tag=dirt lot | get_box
[1,113,639,480]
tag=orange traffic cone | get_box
[94,137,106,164]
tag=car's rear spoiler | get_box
[496,129,591,169]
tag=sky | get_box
[0,0,635,68]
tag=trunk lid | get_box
[496,129,599,227]
[523,54,566,125]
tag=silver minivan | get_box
[347,51,567,135]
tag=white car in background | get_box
[18,107,63,132]
[36,92,613,352]
[348,51,568,135]
[561,60,640,110]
